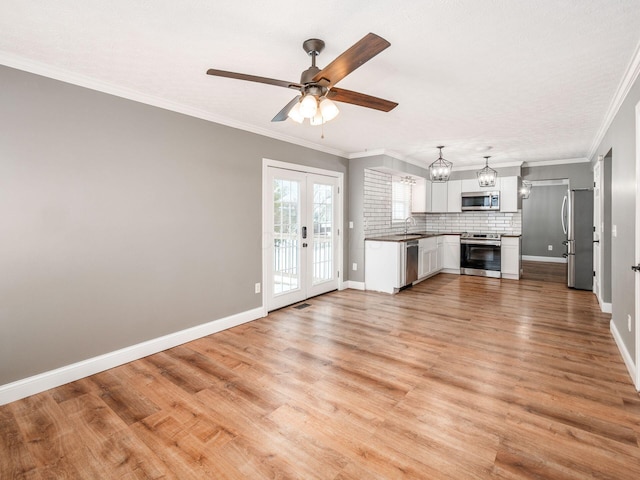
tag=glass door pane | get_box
[273,178,300,295]
[312,182,333,285]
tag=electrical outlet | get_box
[349,221,354,229]
[628,314,632,332]
[255,283,261,294]
[352,263,358,271]
[612,225,617,237]
[548,245,553,251]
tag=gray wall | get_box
[348,155,429,283]
[522,184,568,258]
[590,71,640,363]
[0,65,348,386]
[521,163,593,261]
[522,163,592,188]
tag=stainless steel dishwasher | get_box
[405,240,419,286]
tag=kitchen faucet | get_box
[404,216,417,234]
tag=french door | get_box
[265,166,340,311]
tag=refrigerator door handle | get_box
[561,195,568,235]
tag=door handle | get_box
[561,195,568,235]
[632,264,640,272]
[302,226,307,239]
[593,240,600,243]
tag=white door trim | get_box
[635,101,640,390]
[261,158,344,312]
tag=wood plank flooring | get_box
[2,262,639,479]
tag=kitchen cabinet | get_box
[418,236,439,279]
[501,236,522,279]
[436,236,444,270]
[411,179,430,213]
[462,178,501,193]
[365,240,404,293]
[442,235,461,273]
[500,176,522,212]
[412,179,461,213]
[430,182,448,213]
[446,180,462,212]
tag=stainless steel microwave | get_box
[461,191,500,211]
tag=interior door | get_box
[593,161,602,298]
[266,167,339,311]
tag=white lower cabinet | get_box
[501,236,522,279]
[365,235,463,294]
[418,237,438,279]
[442,235,461,273]
[365,240,404,293]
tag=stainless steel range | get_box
[460,233,501,278]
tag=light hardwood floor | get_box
[2,262,639,479]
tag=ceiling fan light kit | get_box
[477,155,498,187]
[207,33,398,128]
[429,146,453,183]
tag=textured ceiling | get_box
[1,0,640,168]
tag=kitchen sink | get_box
[386,234,423,240]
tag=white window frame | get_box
[391,177,412,223]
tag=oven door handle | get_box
[461,240,502,246]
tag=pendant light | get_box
[477,155,497,187]
[429,146,452,182]
[520,180,532,199]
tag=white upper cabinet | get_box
[411,178,432,213]
[430,182,448,213]
[412,179,461,213]
[461,177,501,193]
[499,176,522,212]
[446,180,462,212]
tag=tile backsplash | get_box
[364,168,522,236]
[425,211,521,235]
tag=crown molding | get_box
[452,161,524,171]
[522,157,590,167]
[0,52,349,159]
[588,38,640,160]
[348,149,406,160]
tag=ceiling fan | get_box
[206,33,398,125]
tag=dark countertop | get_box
[365,232,463,242]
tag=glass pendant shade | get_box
[520,180,532,199]
[319,98,339,122]
[310,110,324,126]
[429,146,452,182]
[287,102,304,123]
[477,156,497,187]
[299,94,318,118]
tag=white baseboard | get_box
[0,306,266,406]
[522,255,567,263]
[598,295,612,313]
[345,281,366,291]
[610,319,638,390]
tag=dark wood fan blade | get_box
[327,87,398,112]
[311,33,390,86]
[207,69,302,90]
[272,95,301,122]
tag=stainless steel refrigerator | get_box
[562,189,594,290]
